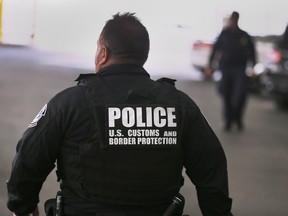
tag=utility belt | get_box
[44,192,187,216]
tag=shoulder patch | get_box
[28,104,47,128]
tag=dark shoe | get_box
[223,123,232,131]
[236,121,244,131]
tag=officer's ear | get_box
[95,42,109,72]
[99,45,109,65]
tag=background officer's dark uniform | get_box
[7,64,232,216]
[209,26,256,129]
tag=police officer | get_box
[277,24,288,49]
[206,11,256,131]
[7,13,233,216]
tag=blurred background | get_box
[2,0,288,77]
[1,0,288,215]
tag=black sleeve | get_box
[6,99,63,215]
[208,31,224,68]
[246,33,256,66]
[182,99,232,215]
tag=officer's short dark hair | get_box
[100,12,150,65]
[231,11,239,21]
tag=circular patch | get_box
[28,104,47,128]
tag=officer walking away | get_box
[206,11,256,131]
[276,24,288,49]
[7,12,233,216]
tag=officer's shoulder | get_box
[238,28,250,37]
[173,87,200,111]
[156,77,198,106]
[58,73,98,97]
[221,28,230,35]
[49,82,87,106]
[75,73,97,83]
[156,77,177,86]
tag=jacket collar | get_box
[75,64,150,81]
[97,64,150,77]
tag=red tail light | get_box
[269,50,282,63]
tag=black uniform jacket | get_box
[7,64,232,216]
[209,26,256,69]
